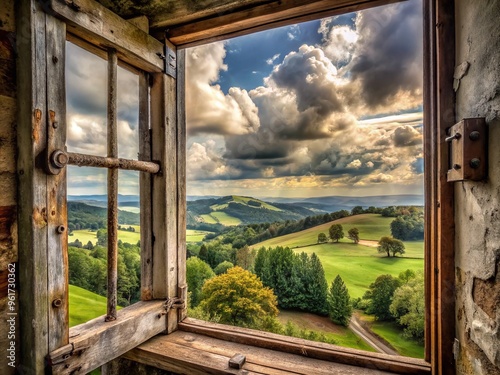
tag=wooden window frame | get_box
[16,0,455,374]
[17,0,186,373]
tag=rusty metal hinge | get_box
[164,297,185,312]
[165,45,176,78]
[46,341,89,366]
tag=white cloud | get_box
[186,43,261,136]
[347,159,362,169]
[266,53,281,65]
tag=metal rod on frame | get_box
[106,48,118,321]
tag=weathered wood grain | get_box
[123,330,408,375]
[165,0,401,47]
[139,70,153,300]
[435,0,456,374]
[16,0,49,371]
[178,318,431,374]
[176,49,187,321]
[151,67,179,333]
[45,13,69,352]
[48,0,166,72]
[49,301,168,374]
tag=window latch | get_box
[164,297,185,312]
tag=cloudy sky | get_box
[66,0,423,198]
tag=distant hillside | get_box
[68,201,140,230]
[187,195,319,227]
[264,195,424,213]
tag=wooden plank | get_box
[139,71,153,301]
[176,49,187,321]
[435,0,456,374]
[179,319,431,374]
[48,301,168,374]
[165,65,179,333]
[124,331,401,375]
[422,0,434,364]
[107,48,119,321]
[16,0,49,371]
[45,13,69,352]
[151,73,168,304]
[48,0,166,72]
[151,64,179,332]
[165,0,402,48]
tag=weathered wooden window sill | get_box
[121,318,431,375]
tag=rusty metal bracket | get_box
[165,45,176,78]
[164,297,185,312]
[447,118,487,182]
[46,341,89,366]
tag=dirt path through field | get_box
[358,239,379,247]
[349,314,399,355]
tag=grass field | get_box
[210,211,241,226]
[357,312,424,358]
[277,310,374,352]
[72,228,214,245]
[187,229,213,242]
[200,214,218,224]
[71,229,140,246]
[252,214,424,299]
[69,285,121,327]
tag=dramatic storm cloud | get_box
[185,0,424,197]
[186,43,260,136]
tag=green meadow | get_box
[253,214,424,299]
[70,228,140,246]
[186,229,214,242]
[72,228,214,246]
[69,285,122,327]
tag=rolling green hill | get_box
[188,195,318,226]
[252,214,424,299]
[69,285,120,326]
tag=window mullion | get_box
[106,48,119,321]
[139,71,154,300]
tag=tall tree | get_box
[200,266,278,327]
[317,232,328,243]
[328,275,352,327]
[329,224,344,243]
[363,274,401,321]
[306,253,329,315]
[347,228,360,244]
[377,236,405,257]
[390,272,425,341]
[198,244,208,262]
[186,257,215,307]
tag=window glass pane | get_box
[67,166,109,326]
[66,41,107,157]
[117,66,139,160]
[186,0,424,358]
[117,170,141,306]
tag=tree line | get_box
[356,270,424,341]
[187,246,354,330]
[68,241,141,306]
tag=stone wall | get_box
[0,0,18,373]
[454,0,500,374]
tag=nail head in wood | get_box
[229,353,246,369]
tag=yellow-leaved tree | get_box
[200,266,278,328]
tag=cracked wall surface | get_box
[454,0,500,373]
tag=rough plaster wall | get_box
[454,0,500,373]
[0,0,17,374]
